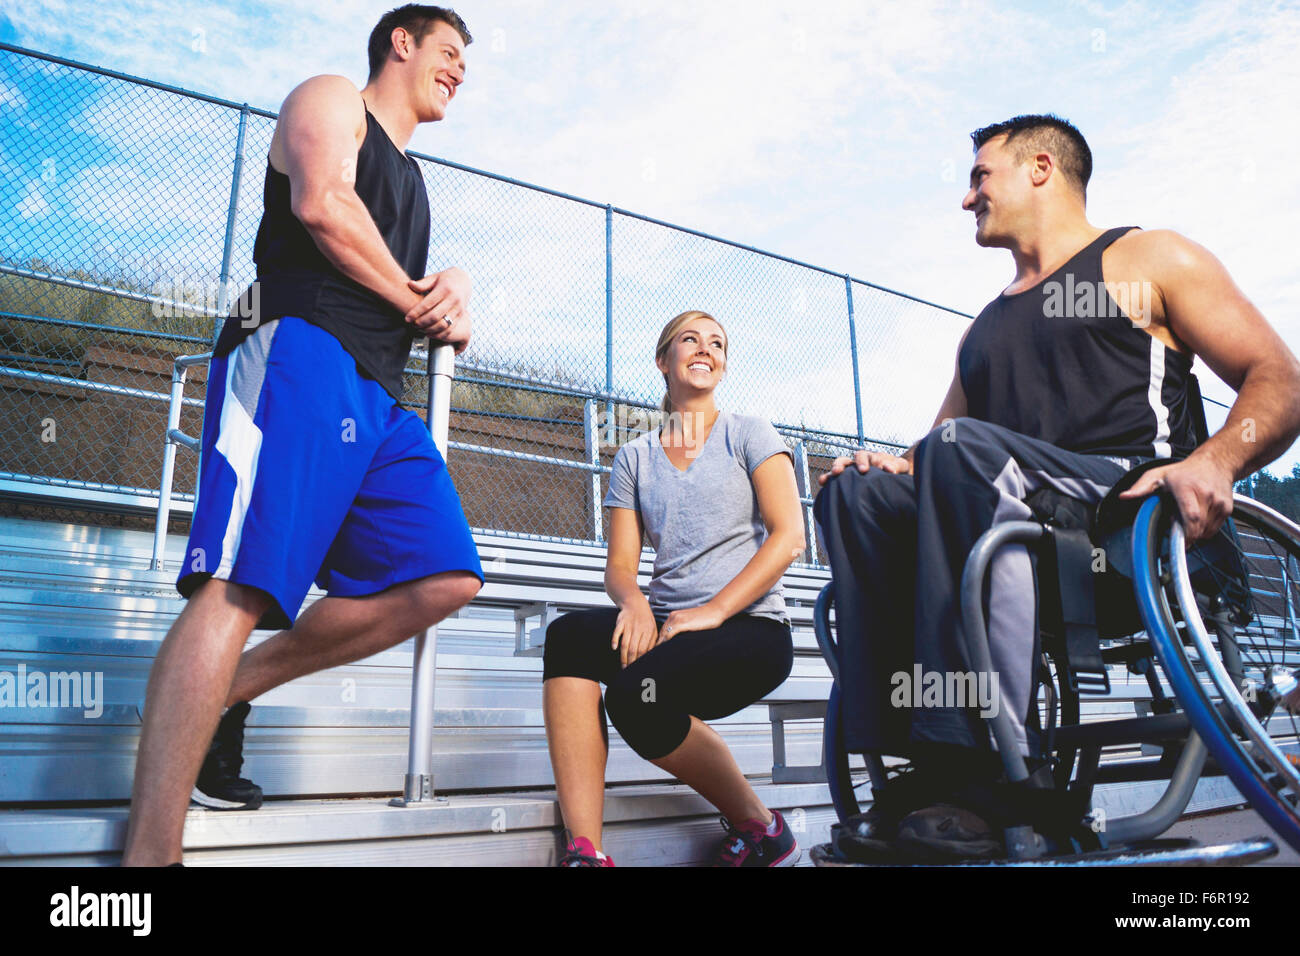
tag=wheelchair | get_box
[812,465,1300,867]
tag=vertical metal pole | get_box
[792,439,817,563]
[213,105,250,346]
[604,205,614,447]
[151,362,188,570]
[844,275,864,446]
[393,344,456,806]
[1286,554,1298,644]
[584,399,603,542]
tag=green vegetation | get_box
[2,264,619,428]
[0,262,215,369]
[1238,464,1300,524]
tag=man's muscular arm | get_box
[277,76,468,343]
[1120,231,1300,539]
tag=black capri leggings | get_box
[542,607,794,760]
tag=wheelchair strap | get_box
[1046,526,1112,696]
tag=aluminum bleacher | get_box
[1,509,1277,865]
[0,513,840,864]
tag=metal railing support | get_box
[844,275,864,446]
[792,439,818,562]
[604,205,615,447]
[151,353,212,570]
[213,104,250,347]
[392,344,457,806]
[583,398,603,542]
[1286,554,1298,644]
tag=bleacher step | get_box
[0,780,837,867]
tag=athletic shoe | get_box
[190,702,263,810]
[829,764,951,863]
[830,805,903,863]
[894,804,1001,861]
[560,835,615,867]
[713,810,799,867]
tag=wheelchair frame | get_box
[815,491,1299,865]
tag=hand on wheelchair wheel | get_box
[1118,455,1235,543]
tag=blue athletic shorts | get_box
[177,316,483,629]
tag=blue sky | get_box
[3,0,1300,471]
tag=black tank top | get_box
[215,108,431,401]
[959,226,1199,460]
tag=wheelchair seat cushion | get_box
[1089,459,1171,583]
[1094,458,1173,541]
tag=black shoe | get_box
[830,806,902,863]
[191,702,263,810]
[895,804,1002,862]
[830,762,953,862]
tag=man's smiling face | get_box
[962,134,1028,248]
[406,19,466,123]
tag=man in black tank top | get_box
[815,114,1300,860]
[124,6,486,865]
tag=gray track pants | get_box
[814,417,1133,756]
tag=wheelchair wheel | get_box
[815,581,881,823]
[823,683,862,821]
[1133,493,1300,853]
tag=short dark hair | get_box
[367,5,472,81]
[970,114,1093,198]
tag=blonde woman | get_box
[542,310,807,866]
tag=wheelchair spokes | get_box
[1137,493,1300,853]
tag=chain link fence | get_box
[0,43,973,564]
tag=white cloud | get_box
[5,0,1299,468]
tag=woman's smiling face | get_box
[658,317,728,396]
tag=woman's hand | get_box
[658,604,725,644]
[613,597,659,669]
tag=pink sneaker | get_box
[714,810,800,867]
[560,835,615,867]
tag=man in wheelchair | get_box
[814,114,1300,863]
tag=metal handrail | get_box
[150,352,212,569]
[393,344,457,805]
[143,342,460,803]
[145,345,823,561]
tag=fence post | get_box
[584,399,603,543]
[604,204,615,451]
[792,439,817,563]
[392,344,457,806]
[844,275,864,446]
[214,105,250,344]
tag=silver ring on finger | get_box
[443,315,454,328]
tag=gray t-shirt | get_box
[604,410,793,622]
